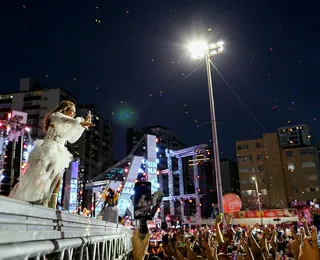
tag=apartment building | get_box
[0,78,76,138]
[74,104,114,181]
[236,125,320,209]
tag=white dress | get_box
[9,112,85,204]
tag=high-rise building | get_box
[278,124,312,148]
[74,104,114,181]
[220,159,240,195]
[0,78,76,139]
[127,125,187,196]
[236,126,320,210]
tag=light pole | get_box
[188,40,224,215]
[252,168,263,225]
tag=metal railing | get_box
[0,196,132,260]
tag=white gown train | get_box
[9,112,85,204]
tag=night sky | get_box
[1,1,319,161]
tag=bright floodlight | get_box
[252,177,256,181]
[189,41,208,59]
[217,41,224,47]
[190,40,224,59]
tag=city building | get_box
[189,155,240,217]
[127,125,187,195]
[220,158,240,195]
[0,78,77,139]
[127,125,186,168]
[236,126,320,210]
[73,104,114,181]
[278,124,312,148]
[127,125,188,217]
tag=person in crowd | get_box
[9,101,93,208]
[165,214,172,229]
[101,188,119,223]
[131,209,320,260]
[82,208,89,217]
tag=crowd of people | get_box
[131,210,320,260]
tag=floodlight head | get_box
[252,177,256,181]
[217,41,224,47]
[189,41,208,59]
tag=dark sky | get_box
[0,1,319,161]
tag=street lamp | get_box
[252,171,263,225]
[188,40,224,215]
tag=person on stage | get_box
[9,100,94,208]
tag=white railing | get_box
[0,196,132,260]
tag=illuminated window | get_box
[306,174,318,181]
[238,155,252,162]
[260,189,268,195]
[288,163,295,171]
[241,190,256,196]
[301,162,316,168]
[239,167,252,173]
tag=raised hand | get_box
[80,121,94,128]
[288,234,301,260]
[131,229,150,260]
[298,226,320,260]
[85,110,92,123]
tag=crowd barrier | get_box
[0,196,132,260]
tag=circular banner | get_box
[223,193,242,214]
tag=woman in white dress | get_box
[9,100,94,208]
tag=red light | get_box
[0,122,2,127]
[156,138,159,143]
[23,145,27,149]
[90,206,94,211]
[124,168,129,173]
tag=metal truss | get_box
[166,144,208,158]
[162,193,204,201]
[161,144,208,226]
[91,135,146,183]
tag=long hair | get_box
[42,100,75,133]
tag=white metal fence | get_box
[0,196,132,260]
